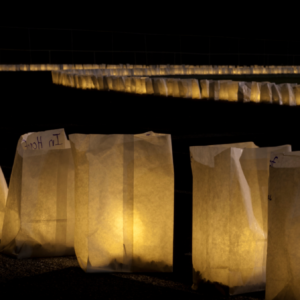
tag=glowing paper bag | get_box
[0,129,75,258]
[145,78,154,94]
[190,142,291,295]
[266,151,300,300]
[0,167,8,241]
[200,80,214,99]
[218,80,232,100]
[69,131,174,273]
[134,77,147,94]
[250,82,261,103]
[238,82,252,102]
[278,83,296,106]
[260,82,273,103]
[166,78,180,97]
[271,83,282,105]
[227,81,239,101]
[293,85,300,105]
[153,78,168,96]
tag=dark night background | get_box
[0,4,299,299]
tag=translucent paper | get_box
[166,79,201,99]
[153,78,168,96]
[49,68,300,106]
[166,78,180,97]
[260,82,273,103]
[69,131,174,273]
[190,142,291,295]
[238,82,252,102]
[293,85,300,105]
[278,83,296,106]
[0,129,75,258]
[250,82,261,103]
[0,167,8,241]
[218,80,232,100]
[200,80,214,99]
[266,151,300,300]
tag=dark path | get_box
[0,253,265,300]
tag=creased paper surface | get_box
[69,131,174,273]
[266,151,300,300]
[190,143,291,295]
[0,129,75,258]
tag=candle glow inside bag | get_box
[0,129,75,258]
[190,142,291,295]
[266,151,300,300]
[0,167,8,242]
[69,131,174,273]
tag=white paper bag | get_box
[0,129,75,258]
[69,131,174,273]
[0,167,8,242]
[200,80,214,99]
[190,142,291,295]
[293,85,300,105]
[112,76,125,92]
[134,77,147,94]
[266,151,300,300]
[260,82,273,103]
[238,82,252,102]
[227,81,239,102]
[271,83,282,105]
[250,82,261,103]
[153,78,168,97]
[166,78,180,97]
[278,83,296,106]
[218,80,232,101]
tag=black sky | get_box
[0,2,297,40]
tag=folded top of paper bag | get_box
[19,128,70,154]
[270,151,300,168]
[190,141,258,167]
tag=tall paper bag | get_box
[69,131,174,272]
[266,151,300,300]
[0,167,8,242]
[0,129,75,258]
[190,143,291,295]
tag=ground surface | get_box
[0,253,265,300]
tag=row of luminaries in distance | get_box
[1,64,300,75]
[0,129,297,299]
[52,70,300,106]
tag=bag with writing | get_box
[0,166,8,242]
[190,142,291,295]
[0,128,75,258]
[69,131,174,272]
[266,151,300,300]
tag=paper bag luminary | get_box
[0,167,8,241]
[190,142,291,295]
[266,151,300,300]
[69,131,174,272]
[0,129,75,258]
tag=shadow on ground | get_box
[0,264,265,300]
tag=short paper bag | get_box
[69,131,174,272]
[0,129,75,258]
[190,142,291,295]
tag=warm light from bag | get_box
[69,132,174,272]
[0,129,75,258]
[0,167,8,241]
[190,142,291,295]
[266,151,300,300]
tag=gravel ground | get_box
[0,253,265,300]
